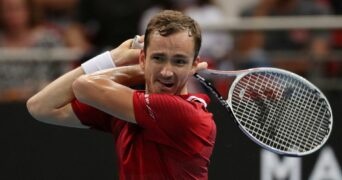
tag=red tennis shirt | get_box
[71,90,216,180]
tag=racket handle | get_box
[131,35,144,49]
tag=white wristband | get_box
[81,51,116,74]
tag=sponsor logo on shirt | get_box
[144,94,156,120]
[187,96,207,108]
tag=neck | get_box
[179,86,188,95]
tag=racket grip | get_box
[131,35,144,49]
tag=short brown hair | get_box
[144,10,202,59]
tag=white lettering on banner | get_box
[261,150,301,180]
[261,146,342,180]
[309,147,342,180]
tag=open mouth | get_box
[163,82,174,88]
[158,80,174,90]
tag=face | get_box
[140,31,199,95]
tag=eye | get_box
[151,55,165,63]
[174,58,189,66]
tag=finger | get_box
[120,39,134,48]
[196,62,208,71]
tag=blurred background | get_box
[0,0,341,179]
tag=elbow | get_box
[26,92,63,124]
[27,93,68,125]
[26,96,48,122]
[27,96,39,118]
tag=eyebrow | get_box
[150,52,190,59]
[150,52,164,56]
[173,54,190,59]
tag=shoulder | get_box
[184,93,210,108]
[133,91,214,137]
[133,91,212,121]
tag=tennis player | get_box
[27,10,216,179]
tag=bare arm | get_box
[72,65,144,124]
[26,38,141,128]
[27,67,86,128]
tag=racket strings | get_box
[231,71,331,154]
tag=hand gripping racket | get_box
[194,68,333,156]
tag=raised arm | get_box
[27,67,86,128]
[26,38,142,128]
[72,65,144,124]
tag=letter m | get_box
[261,150,301,180]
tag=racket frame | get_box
[196,67,333,156]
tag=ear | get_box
[191,56,200,74]
[139,50,146,70]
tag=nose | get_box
[160,63,174,78]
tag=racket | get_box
[194,68,333,156]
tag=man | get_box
[27,10,216,179]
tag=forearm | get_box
[72,65,144,123]
[27,37,141,125]
[73,65,144,104]
[27,67,84,116]
[90,65,145,86]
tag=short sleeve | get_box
[71,99,113,132]
[133,91,214,155]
